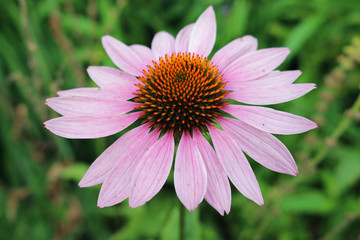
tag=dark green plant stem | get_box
[179,202,185,240]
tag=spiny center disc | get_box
[134,52,229,135]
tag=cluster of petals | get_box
[45,6,317,215]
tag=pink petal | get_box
[223,48,290,82]
[57,88,135,101]
[212,35,258,71]
[219,117,298,175]
[208,126,263,205]
[97,126,159,207]
[44,112,139,139]
[79,125,149,187]
[102,35,145,76]
[57,88,103,97]
[129,133,175,207]
[188,6,216,57]
[224,105,317,135]
[151,31,175,59]
[46,96,137,117]
[130,44,156,68]
[193,131,231,215]
[175,23,194,53]
[226,70,302,91]
[227,83,316,105]
[87,66,139,89]
[57,87,136,102]
[174,133,207,211]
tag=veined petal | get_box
[97,126,159,207]
[224,105,317,135]
[87,66,139,89]
[212,35,258,71]
[223,48,290,82]
[79,125,149,187]
[193,131,231,215]
[58,88,106,97]
[188,6,216,57]
[175,23,194,53]
[102,35,145,76]
[219,118,298,175]
[130,44,156,67]
[151,31,175,59]
[174,133,207,211]
[129,133,174,207]
[46,96,137,117]
[44,113,139,139]
[225,70,302,90]
[227,83,316,105]
[208,127,263,205]
[57,87,136,101]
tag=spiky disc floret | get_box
[134,52,229,135]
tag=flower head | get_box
[45,6,317,215]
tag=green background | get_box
[1,0,360,239]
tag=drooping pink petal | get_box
[87,66,139,89]
[175,23,194,53]
[174,133,207,211]
[223,47,290,82]
[130,44,156,68]
[57,88,103,97]
[188,6,216,57]
[224,104,317,135]
[212,35,258,71]
[219,117,298,175]
[57,87,136,101]
[225,70,302,91]
[102,35,145,76]
[151,31,175,59]
[97,126,159,207]
[129,133,174,207]
[208,126,264,205]
[79,125,150,187]
[44,112,140,139]
[226,83,316,105]
[193,131,231,215]
[46,96,137,117]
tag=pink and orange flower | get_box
[45,6,317,215]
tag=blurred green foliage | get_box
[1,0,360,239]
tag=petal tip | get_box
[97,198,112,208]
[128,198,145,209]
[78,178,94,188]
[86,66,95,74]
[252,191,264,206]
[282,47,291,54]
[97,203,106,208]
[289,169,299,176]
[205,5,214,13]
[101,35,112,41]
[182,202,199,212]
[101,35,115,48]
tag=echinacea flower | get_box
[45,6,317,215]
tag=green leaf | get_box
[284,14,325,59]
[280,191,336,214]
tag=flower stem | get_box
[179,202,185,240]
[311,93,360,167]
